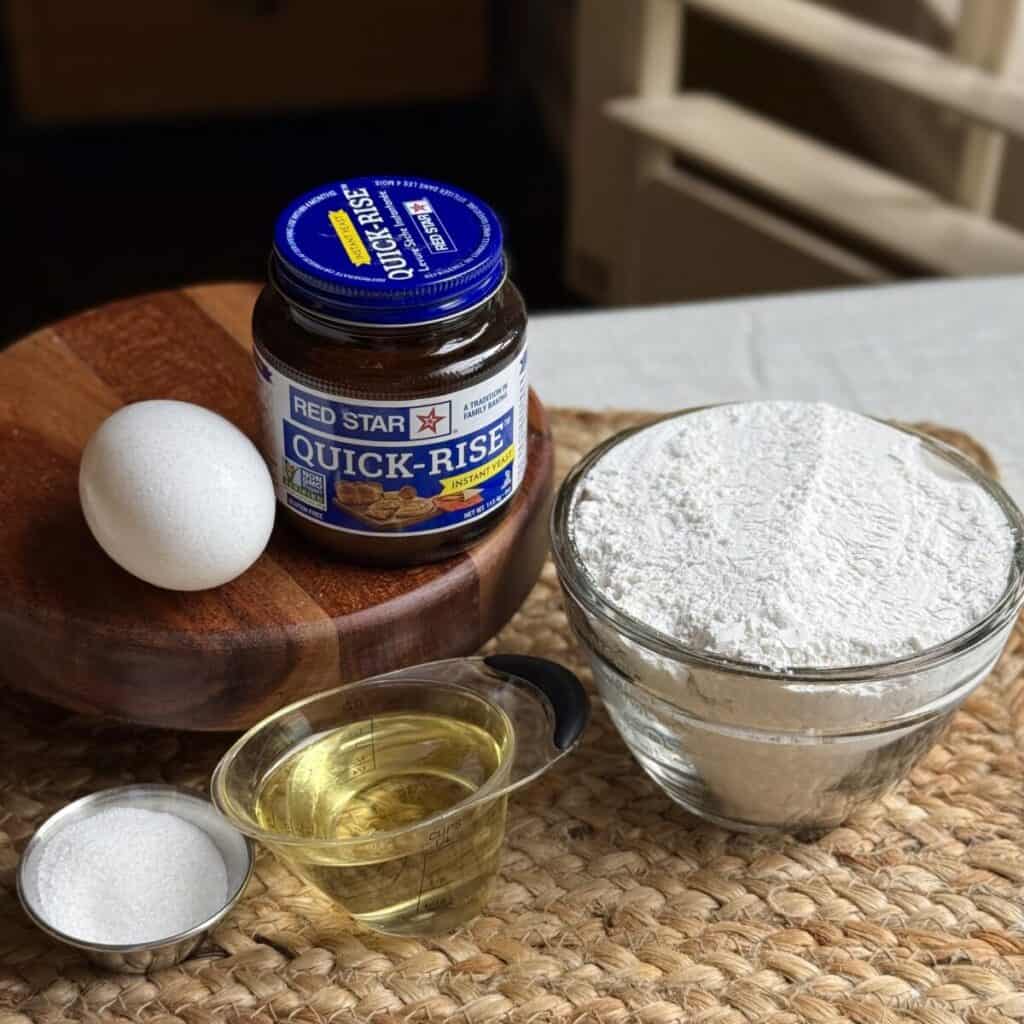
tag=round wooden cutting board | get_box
[0,284,554,731]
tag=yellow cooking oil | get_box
[254,710,511,935]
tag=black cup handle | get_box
[484,655,590,750]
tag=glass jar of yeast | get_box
[253,176,528,567]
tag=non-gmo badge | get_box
[283,460,327,510]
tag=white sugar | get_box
[34,806,229,945]
[573,401,1014,669]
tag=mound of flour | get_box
[572,401,1014,670]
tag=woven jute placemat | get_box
[2,408,1024,1024]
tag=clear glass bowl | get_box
[551,411,1024,832]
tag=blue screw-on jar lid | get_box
[271,175,506,326]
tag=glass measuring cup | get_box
[211,655,588,936]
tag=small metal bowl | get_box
[17,784,254,973]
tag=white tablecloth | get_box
[531,275,1024,500]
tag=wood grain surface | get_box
[0,284,553,731]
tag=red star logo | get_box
[410,201,429,213]
[417,407,446,434]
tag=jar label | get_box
[254,346,529,536]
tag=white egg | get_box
[79,400,276,591]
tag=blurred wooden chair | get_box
[568,0,1024,304]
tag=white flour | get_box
[573,401,1014,670]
